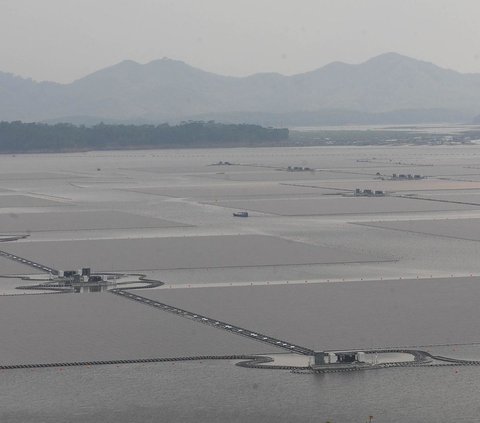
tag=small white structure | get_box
[356,351,366,363]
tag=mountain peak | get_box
[364,52,425,66]
[363,52,449,73]
[146,57,197,70]
[148,57,183,65]
[368,52,411,61]
[106,59,142,71]
[118,59,140,66]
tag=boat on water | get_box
[233,211,249,217]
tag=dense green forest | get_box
[0,121,289,153]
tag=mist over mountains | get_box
[2,53,480,126]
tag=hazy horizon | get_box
[3,52,474,85]
[2,0,480,83]
[5,51,480,86]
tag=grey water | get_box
[5,146,480,421]
[2,360,480,423]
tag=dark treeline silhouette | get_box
[0,121,289,153]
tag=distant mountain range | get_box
[1,53,480,126]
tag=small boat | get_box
[233,211,249,217]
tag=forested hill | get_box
[0,121,289,153]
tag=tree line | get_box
[0,121,289,153]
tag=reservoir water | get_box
[3,359,480,423]
[3,145,480,421]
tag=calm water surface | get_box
[2,360,480,423]
[4,146,480,421]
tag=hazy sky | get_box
[1,0,480,83]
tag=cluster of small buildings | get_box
[312,350,367,367]
[390,173,424,180]
[57,268,115,293]
[354,188,385,197]
[286,166,313,172]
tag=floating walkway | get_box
[0,249,58,275]
[3,350,480,373]
[0,355,302,371]
[110,288,314,355]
